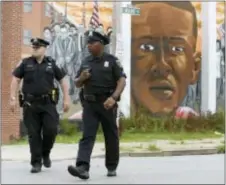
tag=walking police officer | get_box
[67,31,126,180]
[10,38,70,173]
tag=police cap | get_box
[87,31,109,45]
[30,38,50,47]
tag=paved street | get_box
[2,155,224,184]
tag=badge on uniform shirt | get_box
[104,61,109,68]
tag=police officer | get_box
[10,38,70,173]
[67,31,126,180]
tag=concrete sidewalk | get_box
[1,137,224,161]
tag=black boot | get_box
[67,165,89,180]
[43,156,51,168]
[30,164,42,173]
[107,170,117,177]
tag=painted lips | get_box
[149,84,175,100]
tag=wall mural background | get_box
[130,2,225,117]
[20,1,113,120]
[20,1,224,120]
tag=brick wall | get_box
[1,2,22,144]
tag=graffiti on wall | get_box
[130,2,225,117]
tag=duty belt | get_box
[84,94,110,102]
[24,94,51,104]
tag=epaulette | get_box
[23,56,33,61]
[45,56,56,63]
[104,53,118,61]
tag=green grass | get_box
[217,144,225,153]
[180,140,185,144]
[8,131,223,145]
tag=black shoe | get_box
[67,165,89,180]
[30,164,42,173]
[107,170,117,177]
[43,156,51,168]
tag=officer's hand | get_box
[63,99,70,112]
[80,69,91,81]
[103,97,116,110]
[9,98,16,112]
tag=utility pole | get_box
[82,2,86,29]
[64,1,68,22]
[201,2,217,113]
[112,2,121,55]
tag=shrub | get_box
[217,145,225,153]
[59,119,78,136]
[120,109,225,133]
[59,109,224,134]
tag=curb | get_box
[93,148,219,158]
[2,148,220,162]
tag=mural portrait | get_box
[131,2,201,116]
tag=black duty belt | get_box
[84,94,110,102]
[24,94,51,103]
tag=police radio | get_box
[82,65,92,73]
[50,88,59,104]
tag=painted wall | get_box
[130,2,225,117]
[20,1,113,120]
[52,2,113,30]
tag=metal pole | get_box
[112,1,120,55]
[82,2,86,29]
[64,1,68,22]
[201,2,217,113]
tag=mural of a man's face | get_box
[43,29,52,41]
[69,26,77,35]
[65,23,70,30]
[53,24,61,35]
[60,25,68,37]
[131,2,200,115]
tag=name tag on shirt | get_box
[104,61,109,68]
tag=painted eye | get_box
[172,46,184,52]
[140,44,155,51]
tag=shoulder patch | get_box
[46,56,55,63]
[115,59,122,68]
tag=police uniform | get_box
[12,38,66,172]
[68,31,126,179]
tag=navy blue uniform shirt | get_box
[13,56,66,96]
[76,53,126,95]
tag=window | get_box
[23,2,32,13]
[23,29,32,45]
[45,3,52,17]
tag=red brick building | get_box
[1,2,22,144]
[1,2,61,144]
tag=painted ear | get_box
[190,51,201,84]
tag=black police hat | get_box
[30,38,50,47]
[87,31,109,45]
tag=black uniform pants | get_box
[23,102,59,166]
[222,48,225,63]
[76,101,119,171]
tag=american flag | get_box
[89,0,99,29]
